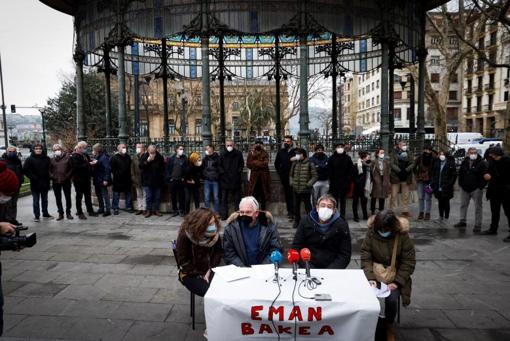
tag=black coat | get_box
[1,153,24,189]
[292,211,351,269]
[203,152,220,181]
[223,212,282,267]
[139,152,165,188]
[310,152,329,181]
[458,155,488,193]
[110,153,132,192]
[23,153,51,191]
[431,158,457,199]
[328,152,354,196]
[486,155,510,199]
[70,152,92,184]
[184,164,203,189]
[274,147,296,176]
[219,149,244,190]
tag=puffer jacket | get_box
[290,158,318,194]
[360,216,416,306]
[203,152,220,181]
[309,152,329,181]
[223,211,282,267]
[391,149,415,184]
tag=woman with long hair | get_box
[430,150,457,221]
[176,208,223,297]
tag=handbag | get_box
[372,234,399,284]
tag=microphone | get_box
[300,248,311,278]
[287,249,300,280]
[270,250,283,282]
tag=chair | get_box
[171,239,196,330]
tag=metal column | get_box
[103,47,113,137]
[331,33,338,141]
[298,36,310,148]
[201,37,212,147]
[218,36,226,146]
[274,34,282,145]
[161,38,169,148]
[416,10,427,152]
[74,49,87,141]
[117,45,128,144]
[380,41,390,154]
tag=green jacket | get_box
[390,149,416,184]
[290,159,318,194]
[360,216,416,306]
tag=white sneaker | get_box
[203,329,208,339]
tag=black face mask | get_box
[238,215,253,225]
[284,143,291,149]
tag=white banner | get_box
[205,268,379,341]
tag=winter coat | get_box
[328,152,354,197]
[391,149,415,184]
[175,228,223,278]
[219,149,244,190]
[274,147,296,177]
[430,158,457,200]
[110,153,132,192]
[360,216,416,306]
[165,154,188,184]
[139,152,166,188]
[458,155,488,193]
[184,163,203,189]
[370,158,392,199]
[92,152,112,187]
[1,153,24,189]
[414,153,435,183]
[246,147,271,199]
[49,153,72,184]
[292,210,351,269]
[223,212,282,267]
[309,152,329,181]
[23,153,51,191]
[290,159,318,194]
[203,152,221,181]
[353,160,370,191]
[486,155,510,199]
[131,153,143,187]
[70,152,92,185]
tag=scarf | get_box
[378,158,384,176]
[185,228,219,248]
[357,159,364,174]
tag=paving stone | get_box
[399,309,456,328]
[54,284,108,301]
[94,274,145,288]
[5,297,74,316]
[2,314,28,333]
[110,302,172,322]
[443,309,510,329]
[101,286,158,303]
[60,300,121,318]
[121,321,190,341]
[52,272,105,285]
[9,283,68,298]
[11,270,62,284]
[139,275,175,289]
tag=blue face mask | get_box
[7,152,17,159]
[206,224,217,234]
[377,230,391,238]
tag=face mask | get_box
[469,154,477,160]
[401,146,408,151]
[255,145,262,151]
[121,148,127,154]
[206,224,217,234]
[54,150,62,157]
[336,148,344,154]
[226,146,233,152]
[177,149,184,156]
[0,194,12,204]
[379,154,385,159]
[136,147,142,154]
[439,155,446,161]
[295,154,302,161]
[318,207,334,221]
[284,143,291,149]
[195,160,202,167]
[238,215,253,225]
[7,152,17,158]
[377,230,392,238]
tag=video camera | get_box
[0,226,37,251]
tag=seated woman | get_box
[176,208,223,297]
[360,210,416,336]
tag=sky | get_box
[0,0,74,116]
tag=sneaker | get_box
[113,210,119,215]
[103,211,111,217]
[56,214,64,221]
[424,213,431,221]
[503,235,510,243]
[353,217,360,222]
[78,213,87,220]
[480,229,497,235]
[454,222,467,228]
[33,217,40,222]
[417,212,424,220]
[66,213,74,220]
[135,210,143,215]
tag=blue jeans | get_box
[32,189,49,218]
[94,185,111,212]
[417,181,432,214]
[204,180,220,212]
[144,186,161,212]
[112,191,133,210]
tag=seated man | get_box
[223,196,282,267]
[292,194,351,269]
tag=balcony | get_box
[483,104,493,112]
[464,87,472,95]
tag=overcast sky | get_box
[0,0,74,116]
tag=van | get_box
[448,132,483,145]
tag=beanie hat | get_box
[0,162,20,195]
[189,152,201,164]
[489,146,504,157]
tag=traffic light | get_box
[10,104,15,113]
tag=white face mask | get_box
[0,194,12,204]
[318,207,334,221]
[54,150,62,157]
[121,148,127,154]
[379,153,385,159]
[136,147,142,154]
[401,146,408,151]
[439,155,446,161]
[195,160,202,167]
[336,148,344,154]
[295,154,302,161]
[226,146,233,152]
[469,154,477,160]
[177,149,184,156]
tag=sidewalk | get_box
[0,191,509,340]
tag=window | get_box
[377,95,380,104]
[168,119,176,135]
[371,97,375,106]
[431,73,440,83]
[489,73,495,88]
[477,58,484,71]
[430,55,440,66]
[359,89,362,97]
[376,80,380,89]
[449,91,457,100]
[490,31,497,45]
[195,119,202,135]
[394,91,402,100]
[394,108,402,120]
[451,73,458,83]
[372,83,375,91]
[431,36,442,45]
[478,76,483,90]
[478,37,484,49]
[366,85,370,93]
[449,36,458,45]
[366,99,370,108]
[140,121,148,137]
[476,96,482,112]
[505,91,509,102]
[467,98,471,113]
[488,94,493,110]
[393,75,401,83]
[231,101,240,111]
[447,107,458,121]
[467,79,472,92]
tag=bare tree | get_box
[312,108,333,136]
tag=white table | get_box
[204,268,379,341]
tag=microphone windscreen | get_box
[300,248,311,262]
[287,249,300,263]
[270,250,283,264]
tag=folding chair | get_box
[171,240,196,330]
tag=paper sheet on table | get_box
[212,265,251,282]
[250,264,275,280]
[372,282,391,298]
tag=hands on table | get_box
[369,281,398,291]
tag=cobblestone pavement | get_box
[0,191,509,341]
